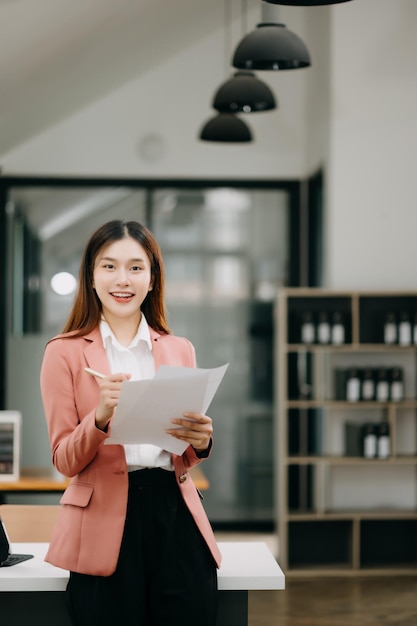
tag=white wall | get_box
[305,5,330,176]
[326,0,417,289]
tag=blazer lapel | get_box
[83,327,112,378]
[149,327,163,371]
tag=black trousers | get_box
[67,468,218,626]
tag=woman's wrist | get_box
[95,410,110,432]
[193,438,212,458]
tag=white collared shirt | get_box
[100,315,173,471]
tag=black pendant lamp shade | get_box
[233,23,311,71]
[199,113,252,142]
[264,1,352,4]
[213,71,276,113]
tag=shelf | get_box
[286,455,417,465]
[286,400,417,409]
[287,510,417,521]
[286,566,417,578]
[281,288,417,297]
[285,344,417,352]
[276,288,417,576]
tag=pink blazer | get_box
[40,326,222,576]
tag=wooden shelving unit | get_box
[275,288,417,576]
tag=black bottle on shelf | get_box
[317,311,330,344]
[346,368,361,402]
[375,368,389,402]
[389,367,404,402]
[361,368,375,401]
[377,422,391,458]
[331,312,345,345]
[384,312,397,345]
[362,423,377,458]
[300,312,315,344]
[398,311,412,346]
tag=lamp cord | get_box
[224,0,232,77]
[241,0,248,36]
[261,0,280,22]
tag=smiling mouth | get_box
[111,292,134,300]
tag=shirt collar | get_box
[99,314,153,351]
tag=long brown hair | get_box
[63,220,171,335]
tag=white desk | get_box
[0,542,284,625]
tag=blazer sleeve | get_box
[40,338,109,477]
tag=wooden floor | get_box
[249,576,417,626]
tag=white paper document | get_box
[104,363,229,455]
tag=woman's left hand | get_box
[166,412,213,452]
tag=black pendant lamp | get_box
[213,70,276,113]
[199,113,252,143]
[233,22,311,70]
[264,1,352,5]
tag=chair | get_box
[0,504,59,542]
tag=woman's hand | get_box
[95,372,131,431]
[166,412,213,452]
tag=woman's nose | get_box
[116,269,129,285]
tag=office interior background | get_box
[0,0,417,532]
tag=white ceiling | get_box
[0,0,224,156]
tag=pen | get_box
[84,367,106,380]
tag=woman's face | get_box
[93,236,152,326]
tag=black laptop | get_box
[0,517,33,567]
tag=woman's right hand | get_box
[95,372,131,431]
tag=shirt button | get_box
[179,474,187,483]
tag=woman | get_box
[40,220,221,626]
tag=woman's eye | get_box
[131,266,141,272]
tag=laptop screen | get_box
[0,517,11,562]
